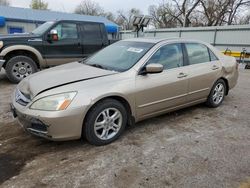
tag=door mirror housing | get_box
[48,29,59,41]
[141,63,164,75]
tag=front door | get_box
[43,22,83,66]
[135,43,189,119]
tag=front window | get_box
[51,23,78,40]
[84,41,154,72]
[147,43,184,70]
[32,21,55,35]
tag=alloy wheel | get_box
[94,108,123,140]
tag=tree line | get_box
[1,0,250,29]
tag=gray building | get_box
[0,5,119,39]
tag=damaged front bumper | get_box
[10,97,85,141]
[10,103,50,139]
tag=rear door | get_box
[82,23,104,56]
[43,21,83,66]
[184,43,222,102]
[135,43,189,118]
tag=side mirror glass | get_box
[48,29,58,41]
[142,63,163,74]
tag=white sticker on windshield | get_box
[127,47,144,53]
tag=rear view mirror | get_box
[142,63,163,74]
[48,29,58,41]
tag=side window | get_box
[185,43,210,65]
[209,49,219,61]
[52,23,78,40]
[147,43,184,70]
[83,23,102,40]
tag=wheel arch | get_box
[219,77,229,95]
[1,45,45,69]
[82,95,135,133]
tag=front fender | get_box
[0,45,46,68]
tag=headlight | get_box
[30,92,77,111]
[0,41,3,49]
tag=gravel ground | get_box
[0,67,249,188]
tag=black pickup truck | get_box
[0,20,114,83]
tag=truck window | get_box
[83,23,102,40]
[51,23,78,40]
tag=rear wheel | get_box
[206,79,226,108]
[5,55,38,83]
[83,99,127,146]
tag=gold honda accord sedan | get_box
[11,38,238,145]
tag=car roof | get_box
[122,37,205,44]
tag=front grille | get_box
[15,89,31,106]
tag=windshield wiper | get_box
[78,57,87,64]
[87,64,105,69]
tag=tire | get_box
[5,55,38,83]
[83,99,128,146]
[206,79,226,108]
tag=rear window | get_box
[83,23,102,40]
[185,43,210,65]
[209,49,219,61]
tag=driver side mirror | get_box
[140,63,164,75]
[48,29,59,42]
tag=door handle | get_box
[177,72,188,78]
[212,65,219,70]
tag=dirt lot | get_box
[0,67,249,188]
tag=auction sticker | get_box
[127,47,144,53]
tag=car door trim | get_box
[188,87,210,95]
[138,93,188,108]
[139,98,207,120]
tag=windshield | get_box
[32,21,55,35]
[85,41,154,72]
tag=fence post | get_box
[179,30,182,38]
[213,29,217,46]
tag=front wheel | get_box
[206,79,226,108]
[83,99,127,146]
[5,56,38,83]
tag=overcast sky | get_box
[10,0,160,14]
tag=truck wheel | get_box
[5,56,38,83]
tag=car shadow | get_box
[0,70,12,85]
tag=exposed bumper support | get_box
[0,59,5,71]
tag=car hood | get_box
[18,62,117,99]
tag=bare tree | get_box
[0,0,10,6]
[30,0,48,10]
[149,3,179,28]
[227,0,250,25]
[75,0,104,16]
[116,8,142,30]
[200,0,250,26]
[238,13,250,24]
[148,0,250,28]
[171,0,202,27]
[102,11,116,23]
[148,0,202,28]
